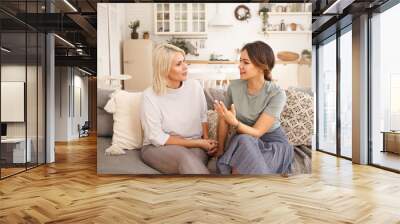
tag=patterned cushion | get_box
[280,89,314,146]
[207,110,235,141]
[207,110,218,141]
[204,87,227,110]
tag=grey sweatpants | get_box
[141,145,210,174]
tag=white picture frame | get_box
[1,81,25,122]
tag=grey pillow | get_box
[97,88,114,137]
[97,108,113,137]
[97,88,114,108]
[288,86,313,96]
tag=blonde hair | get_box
[152,43,185,95]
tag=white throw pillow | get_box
[104,90,143,155]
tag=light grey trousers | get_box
[141,145,210,174]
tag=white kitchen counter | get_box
[188,66,239,79]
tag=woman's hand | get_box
[207,147,224,157]
[195,139,218,151]
[213,100,239,127]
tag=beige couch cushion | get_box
[104,90,143,151]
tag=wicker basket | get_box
[277,51,300,61]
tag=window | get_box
[317,36,337,154]
[340,28,352,158]
[370,2,400,171]
[0,2,47,179]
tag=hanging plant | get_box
[258,7,269,32]
[301,49,312,60]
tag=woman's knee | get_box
[190,148,209,164]
[235,134,255,143]
[234,134,257,150]
[178,150,209,174]
[140,145,155,162]
[178,150,200,163]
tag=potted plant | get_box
[128,20,140,39]
[167,38,189,54]
[258,7,269,32]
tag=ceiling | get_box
[311,0,390,43]
[1,0,99,74]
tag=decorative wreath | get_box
[234,5,251,21]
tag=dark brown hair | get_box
[241,41,275,81]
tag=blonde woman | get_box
[212,41,294,175]
[140,43,217,174]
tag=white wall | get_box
[55,67,71,141]
[1,65,37,138]
[97,3,126,89]
[55,67,89,141]
[72,74,89,138]
[1,67,26,133]
[98,3,312,90]
[78,75,89,125]
[1,64,46,164]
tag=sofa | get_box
[97,87,313,175]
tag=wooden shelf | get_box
[187,59,311,65]
[267,12,312,16]
[186,60,238,64]
[276,59,311,65]
[259,31,311,35]
[155,32,207,36]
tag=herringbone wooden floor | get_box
[1,135,400,224]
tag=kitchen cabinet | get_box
[154,3,207,36]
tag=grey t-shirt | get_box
[223,79,286,132]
